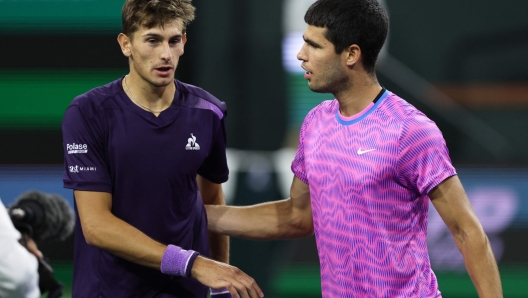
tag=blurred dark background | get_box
[1,0,527,297]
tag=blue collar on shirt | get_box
[335,89,389,126]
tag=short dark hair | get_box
[122,0,196,37]
[305,0,388,73]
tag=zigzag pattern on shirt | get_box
[292,92,454,297]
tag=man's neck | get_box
[124,73,176,108]
[335,75,382,117]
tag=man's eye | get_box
[148,39,158,44]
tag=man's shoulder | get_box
[316,99,337,111]
[177,80,227,119]
[379,92,432,124]
[304,99,337,123]
[380,92,441,137]
[69,78,121,117]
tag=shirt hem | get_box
[64,180,112,193]
[422,170,458,195]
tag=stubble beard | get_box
[131,57,176,89]
[308,71,349,95]
[137,70,174,89]
[150,78,173,88]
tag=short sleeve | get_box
[197,117,229,184]
[397,113,457,195]
[62,105,112,192]
[292,109,318,185]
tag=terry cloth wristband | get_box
[160,244,199,277]
[210,288,232,297]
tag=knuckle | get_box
[231,266,241,274]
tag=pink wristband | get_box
[160,244,199,277]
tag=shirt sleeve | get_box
[197,116,229,184]
[397,113,457,195]
[292,108,318,185]
[62,104,112,192]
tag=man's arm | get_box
[74,190,263,298]
[198,175,231,297]
[429,175,502,298]
[197,175,229,264]
[206,176,313,240]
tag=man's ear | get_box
[117,33,132,57]
[345,44,361,67]
[179,33,188,56]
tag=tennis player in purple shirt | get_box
[206,0,502,297]
[62,1,263,297]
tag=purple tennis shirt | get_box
[62,77,229,297]
[292,90,456,297]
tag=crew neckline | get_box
[335,88,388,126]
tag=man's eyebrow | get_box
[142,33,162,38]
[141,33,183,39]
[303,35,320,48]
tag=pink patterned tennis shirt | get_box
[292,90,456,297]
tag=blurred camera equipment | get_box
[8,190,75,298]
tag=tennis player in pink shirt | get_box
[206,0,502,297]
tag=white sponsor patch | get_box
[68,165,97,173]
[67,143,88,154]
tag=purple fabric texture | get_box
[193,98,225,120]
[63,78,228,297]
[210,288,231,297]
[210,292,232,298]
[160,244,199,277]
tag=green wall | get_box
[0,0,122,32]
[0,69,126,128]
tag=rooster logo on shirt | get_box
[185,133,200,150]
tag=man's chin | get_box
[152,78,174,88]
[308,84,332,94]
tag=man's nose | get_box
[161,42,172,61]
[297,44,307,61]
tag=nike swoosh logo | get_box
[357,148,376,155]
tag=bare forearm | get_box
[206,189,229,264]
[82,213,166,269]
[430,176,502,297]
[207,199,313,240]
[455,229,502,297]
[209,231,229,263]
[197,176,230,264]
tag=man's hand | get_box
[25,238,43,259]
[18,235,43,259]
[191,256,264,298]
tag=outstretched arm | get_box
[429,175,502,298]
[198,175,229,265]
[206,176,313,240]
[74,190,263,298]
[197,175,236,297]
